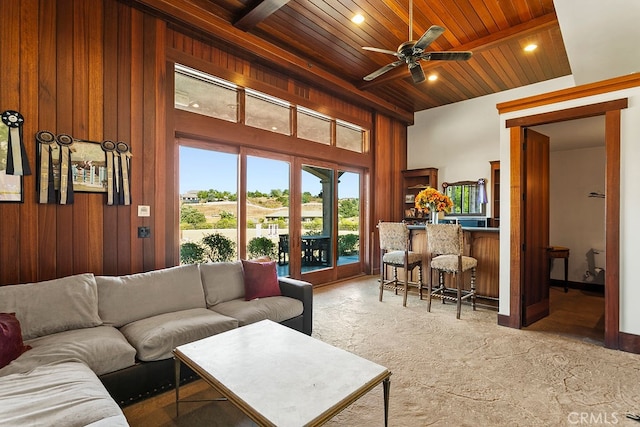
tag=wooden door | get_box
[522,129,550,326]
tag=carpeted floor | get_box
[123,276,640,426]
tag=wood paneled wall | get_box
[0,0,169,285]
[0,0,406,286]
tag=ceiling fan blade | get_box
[363,60,404,81]
[362,46,399,56]
[413,25,445,52]
[420,51,473,61]
[408,62,425,83]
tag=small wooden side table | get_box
[547,246,570,293]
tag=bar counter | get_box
[407,224,500,302]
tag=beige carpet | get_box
[123,276,640,426]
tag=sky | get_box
[179,146,359,198]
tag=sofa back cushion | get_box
[96,264,205,327]
[199,261,245,307]
[0,274,103,340]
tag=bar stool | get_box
[378,221,424,307]
[426,223,477,319]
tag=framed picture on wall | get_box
[405,194,414,203]
[0,171,23,202]
[0,132,24,202]
[48,140,108,193]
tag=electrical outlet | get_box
[138,226,151,238]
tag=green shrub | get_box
[201,233,236,262]
[247,236,277,259]
[338,233,359,256]
[180,242,206,264]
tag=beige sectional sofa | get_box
[0,261,313,426]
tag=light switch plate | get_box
[138,205,150,217]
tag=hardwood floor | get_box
[524,285,605,345]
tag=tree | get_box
[338,198,359,218]
[180,205,207,227]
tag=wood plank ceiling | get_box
[138,0,571,115]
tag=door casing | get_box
[500,99,626,350]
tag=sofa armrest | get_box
[278,277,313,335]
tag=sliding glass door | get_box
[300,165,334,273]
[246,155,290,276]
[337,170,360,267]
[179,142,364,283]
[178,144,238,264]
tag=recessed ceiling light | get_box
[428,74,438,82]
[351,14,365,24]
[524,44,537,52]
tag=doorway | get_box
[505,98,626,350]
[523,120,606,343]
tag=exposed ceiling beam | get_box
[234,0,290,32]
[358,13,559,90]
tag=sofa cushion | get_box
[0,273,102,340]
[199,261,245,306]
[0,313,31,369]
[96,264,205,328]
[0,326,136,378]
[119,308,239,362]
[210,296,303,327]
[242,259,281,301]
[0,361,128,427]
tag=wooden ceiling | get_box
[136,0,572,117]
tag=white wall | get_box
[408,76,574,219]
[550,146,606,283]
[408,75,640,337]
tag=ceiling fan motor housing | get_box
[398,40,418,61]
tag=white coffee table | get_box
[173,320,391,426]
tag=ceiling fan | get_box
[362,0,472,84]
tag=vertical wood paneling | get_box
[102,0,119,276]
[0,0,21,285]
[371,113,407,274]
[37,0,58,281]
[55,0,75,278]
[87,0,104,274]
[152,22,171,269]
[72,0,91,273]
[116,2,132,275]
[130,7,144,274]
[19,0,40,283]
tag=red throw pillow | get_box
[242,259,281,301]
[0,313,31,369]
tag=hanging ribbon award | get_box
[101,140,116,205]
[1,110,31,176]
[35,130,57,203]
[115,142,131,205]
[56,133,74,204]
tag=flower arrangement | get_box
[414,187,453,213]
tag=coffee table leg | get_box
[175,357,180,417]
[383,377,390,427]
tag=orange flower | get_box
[414,187,453,213]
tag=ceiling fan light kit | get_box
[362,0,472,84]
